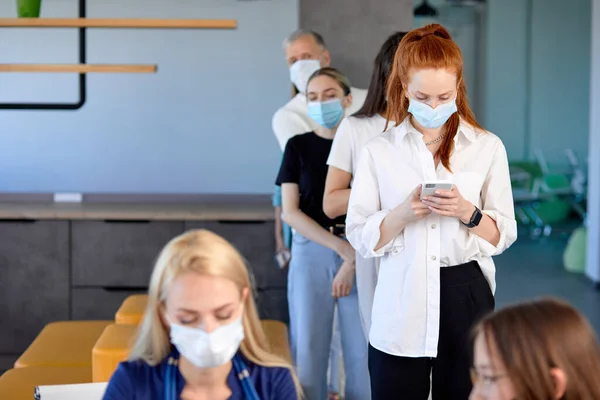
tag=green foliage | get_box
[17,0,42,18]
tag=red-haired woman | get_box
[346,24,517,399]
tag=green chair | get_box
[563,225,586,273]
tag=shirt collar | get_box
[393,116,478,145]
[457,122,477,143]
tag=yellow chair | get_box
[15,321,112,369]
[92,324,138,383]
[115,294,148,325]
[261,320,292,363]
[0,366,91,400]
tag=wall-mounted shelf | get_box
[0,64,157,73]
[0,18,237,29]
[0,0,238,110]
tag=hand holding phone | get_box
[420,180,476,222]
[275,248,291,269]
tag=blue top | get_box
[102,349,298,400]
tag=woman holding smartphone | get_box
[346,24,517,399]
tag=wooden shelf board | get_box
[0,18,237,29]
[0,64,157,73]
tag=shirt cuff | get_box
[362,209,397,258]
[477,210,518,257]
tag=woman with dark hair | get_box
[471,298,600,400]
[323,31,407,338]
[352,31,408,119]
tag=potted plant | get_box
[17,0,42,18]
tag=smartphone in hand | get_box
[275,248,291,269]
[420,180,453,199]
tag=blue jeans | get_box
[329,309,342,394]
[288,232,371,400]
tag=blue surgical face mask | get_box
[307,99,344,129]
[408,97,457,129]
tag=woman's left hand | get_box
[332,261,355,298]
[421,186,476,224]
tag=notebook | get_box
[34,382,108,400]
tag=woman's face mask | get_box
[306,75,350,129]
[169,314,244,368]
[405,68,458,129]
[308,99,344,129]
[164,273,247,369]
[408,97,457,129]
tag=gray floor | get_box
[494,233,600,333]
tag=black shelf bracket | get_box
[0,0,87,110]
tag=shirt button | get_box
[392,248,399,255]
[431,256,437,261]
[431,224,436,229]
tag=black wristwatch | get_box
[462,206,483,228]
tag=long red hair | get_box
[386,24,484,171]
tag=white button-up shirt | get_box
[346,117,517,358]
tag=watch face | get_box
[473,207,483,226]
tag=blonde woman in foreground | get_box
[103,229,300,400]
[471,298,600,400]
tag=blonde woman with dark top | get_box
[277,67,370,400]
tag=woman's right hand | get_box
[396,185,432,222]
[335,239,356,264]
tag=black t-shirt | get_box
[276,132,346,228]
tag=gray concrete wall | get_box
[301,0,414,88]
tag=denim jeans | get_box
[288,231,371,400]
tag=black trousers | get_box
[368,261,495,400]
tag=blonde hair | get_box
[306,67,352,97]
[129,229,301,395]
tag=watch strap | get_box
[462,206,482,228]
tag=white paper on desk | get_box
[35,382,107,400]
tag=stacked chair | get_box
[511,148,587,238]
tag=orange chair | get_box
[92,324,138,382]
[0,366,91,400]
[260,320,292,363]
[115,295,148,325]
[15,321,112,369]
